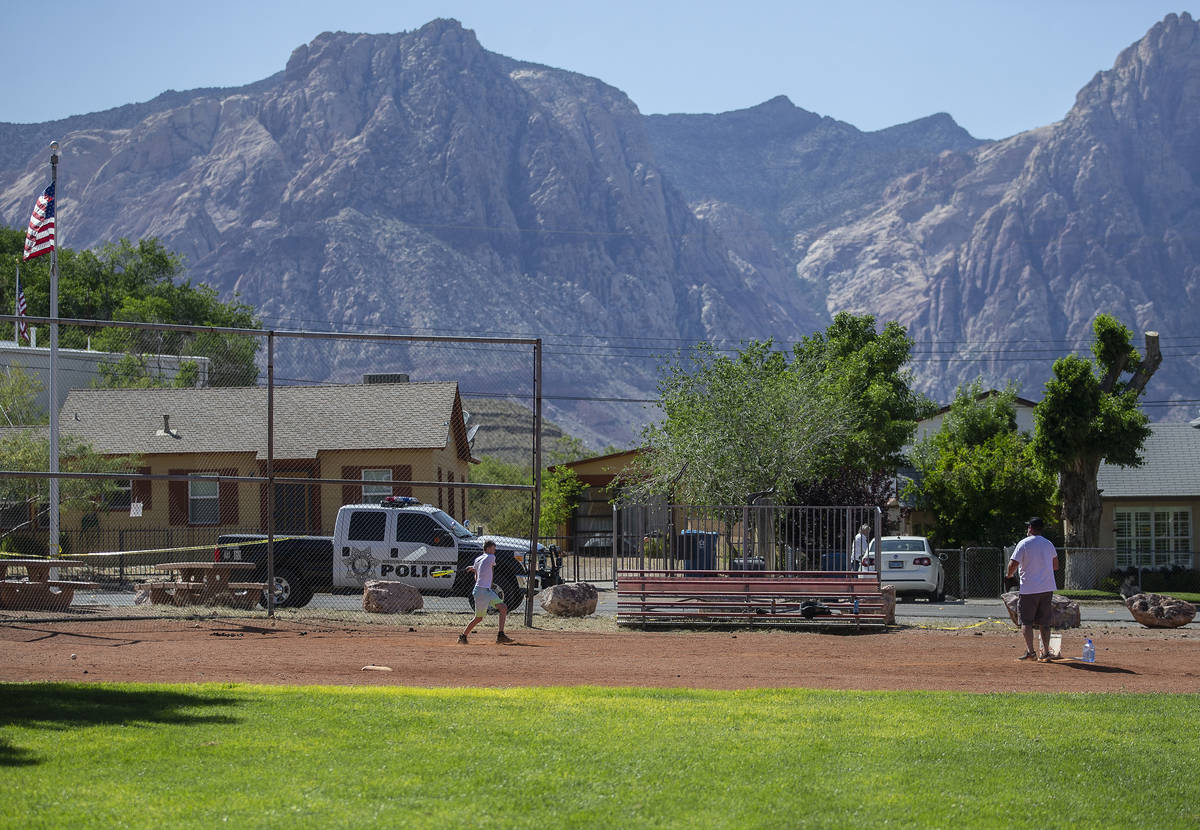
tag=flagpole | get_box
[48,140,60,558]
[13,261,18,344]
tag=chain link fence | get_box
[0,317,555,631]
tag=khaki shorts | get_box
[1018,591,1053,626]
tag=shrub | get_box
[0,534,48,558]
[1107,565,1200,594]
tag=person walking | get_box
[850,524,870,570]
[459,540,515,645]
[1006,517,1059,662]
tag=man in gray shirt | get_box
[1006,517,1060,662]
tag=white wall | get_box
[0,340,210,415]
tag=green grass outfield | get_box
[2,683,1197,829]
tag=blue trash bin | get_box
[679,530,718,570]
[820,551,848,571]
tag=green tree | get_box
[539,465,585,538]
[1032,315,1161,549]
[0,364,48,425]
[469,456,532,536]
[0,366,138,516]
[2,231,261,386]
[908,382,1056,547]
[624,340,853,505]
[0,432,140,520]
[792,312,935,476]
[468,456,585,540]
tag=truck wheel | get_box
[495,576,523,614]
[261,569,312,609]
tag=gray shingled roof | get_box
[59,382,463,460]
[1097,423,1200,498]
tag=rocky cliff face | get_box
[788,13,1200,413]
[1,14,1196,446]
[1,20,832,447]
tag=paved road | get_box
[72,588,1143,627]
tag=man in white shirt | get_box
[850,524,870,570]
[459,540,514,645]
[1006,517,1059,662]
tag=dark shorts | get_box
[1018,591,1053,627]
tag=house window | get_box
[1114,508,1192,568]
[362,469,391,503]
[189,478,220,525]
[106,479,132,511]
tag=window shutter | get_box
[393,465,413,497]
[219,475,238,525]
[132,466,152,509]
[342,465,362,505]
[168,477,187,525]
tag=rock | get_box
[1001,591,1081,629]
[537,582,598,617]
[1125,593,1196,628]
[879,584,897,625]
[362,580,423,614]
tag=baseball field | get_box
[2,619,1198,828]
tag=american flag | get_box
[15,269,29,344]
[23,182,55,261]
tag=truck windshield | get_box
[432,509,474,539]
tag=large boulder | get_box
[362,580,423,614]
[537,582,598,617]
[1001,591,1081,629]
[1125,593,1196,628]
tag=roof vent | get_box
[155,414,181,439]
[362,373,410,384]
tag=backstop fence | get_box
[0,315,547,631]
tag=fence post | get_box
[959,546,966,600]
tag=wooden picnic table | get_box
[148,561,264,609]
[0,558,99,612]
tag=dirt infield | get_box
[3,619,1198,692]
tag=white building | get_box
[0,338,210,414]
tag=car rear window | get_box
[881,540,927,552]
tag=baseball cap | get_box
[1026,517,1044,530]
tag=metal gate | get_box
[612,503,882,583]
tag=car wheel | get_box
[260,569,312,609]
[934,577,946,603]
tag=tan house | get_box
[1096,421,1200,570]
[557,449,641,546]
[51,381,476,540]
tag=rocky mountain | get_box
[2,14,1197,448]
[650,14,1200,418]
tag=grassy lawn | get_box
[2,683,1198,829]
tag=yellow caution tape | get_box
[0,535,303,560]
[908,618,1015,631]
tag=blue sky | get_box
[1,1,1191,139]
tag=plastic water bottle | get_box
[853,598,860,615]
[1082,637,1095,663]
